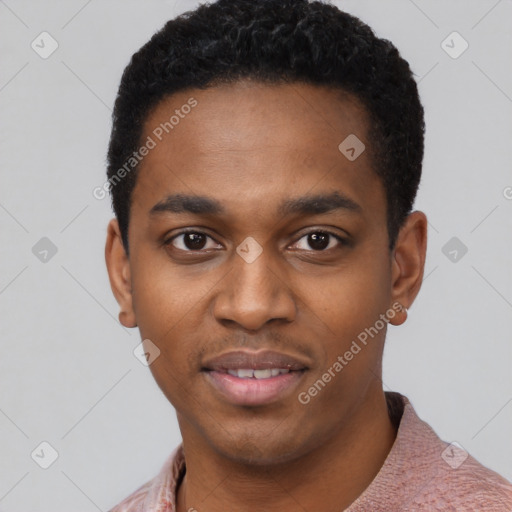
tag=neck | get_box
[176,389,398,512]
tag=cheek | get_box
[130,249,204,335]
[304,257,390,336]
[129,250,214,380]
[298,251,391,388]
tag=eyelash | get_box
[163,228,348,253]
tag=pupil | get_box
[185,233,206,250]
[309,232,329,250]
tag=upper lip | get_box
[202,350,309,372]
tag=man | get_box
[105,0,512,510]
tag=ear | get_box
[105,218,137,328]
[388,211,428,326]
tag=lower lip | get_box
[204,370,305,406]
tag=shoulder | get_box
[107,444,185,512]
[384,394,512,510]
[108,478,153,512]
[411,451,512,510]
[400,397,512,510]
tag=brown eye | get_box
[307,232,330,250]
[165,231,222,252]
[182,232,207,250]
[293,231,346,251]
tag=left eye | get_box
[293,231,345,251]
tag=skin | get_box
[105,80,427,512]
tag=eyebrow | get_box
[149,191,362,217]
[278,191,361,216]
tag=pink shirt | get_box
[108,393,512,511]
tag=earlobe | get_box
[105,219,137,328]
[388,211,427,327]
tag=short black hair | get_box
[107,0,424,254]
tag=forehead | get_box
[143,79,369,154]
[131,80,384,222]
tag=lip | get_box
[202,349,309,372]
[204,369,306,406]
[202,349,310,406]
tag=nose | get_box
[212,246,297,332]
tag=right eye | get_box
[164,230,223,252]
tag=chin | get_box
[210,428,312,467]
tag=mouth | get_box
[222,368,294,379]
[201,350,309,406]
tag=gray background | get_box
[0,0,511,510]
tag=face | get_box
[106,80,425,465]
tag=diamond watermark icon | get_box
[338,134,365,161]
[441,31,468,59]
[31,441,59,469]
[32,237,58,263]
[134,339,161,366]
[441,441,469,469]
[442,237,468,263]
[31,31,59,59]
[236,236,263,264]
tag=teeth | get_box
[254,369,272,379]
[237,369,254,378]
[226,368,290,379]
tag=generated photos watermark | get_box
[93,97,198,200]
[298,301,405,405]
